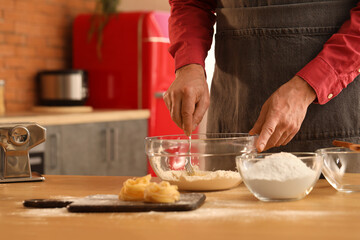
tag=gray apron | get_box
[207,0,360,152]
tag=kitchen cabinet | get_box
[44,119,148,176]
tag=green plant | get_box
[88,0,121,59]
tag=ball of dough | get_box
[119,174,151,201]
[144,181,180,203]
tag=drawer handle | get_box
[109,128,119,162]
[154,91,165,99]
[49,133,60,170]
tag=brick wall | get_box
[0,0,96,112]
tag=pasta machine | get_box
[0,123,46,183]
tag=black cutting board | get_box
[23,193,206,213]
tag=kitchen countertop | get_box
[1,175,360,239]
[0,109,150,126]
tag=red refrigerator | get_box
[72,11,190,175]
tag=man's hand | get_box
[163,64,210,136]
[249,76,316,152]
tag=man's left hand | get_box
[249,76,317,152]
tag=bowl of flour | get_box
[145,133,257,191]
[236,152,323,201]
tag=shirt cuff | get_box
[296,57,341,105]
[173,47,207,71]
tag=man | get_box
[164,0,360,152]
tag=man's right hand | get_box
[163,64,210,136]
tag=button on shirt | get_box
[168,0,360,104]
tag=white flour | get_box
[242,152,318,200]
[152,156,241,191]
[164,170,241,191]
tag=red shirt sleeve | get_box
[168,0,216,70]
[296,2,360,104]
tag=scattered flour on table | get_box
[243,152,318,199]
[12,208,84,218]
[107,205,347,223]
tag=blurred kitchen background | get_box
[0,0,215,177]
[0,0,214,112]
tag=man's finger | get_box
[163,92,171,112]
[276,131,290,146]
[282,131,296,146]
[181,94,196,136]
[266,128,284,148]
[249,102,268,135]
[192,97,209,131]
[171,94,183,129]
[257,119,278,152]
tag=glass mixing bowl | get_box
[145,133,257,191]
[316,147,360,192]
[236,152,323,201]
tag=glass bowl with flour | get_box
[145,133,257,191]
[236,152,323,201]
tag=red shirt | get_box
[168,0,360,104]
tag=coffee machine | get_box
[0,123,46,183]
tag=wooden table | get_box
[1,175,359,240]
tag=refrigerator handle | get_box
[154,91,165,99]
